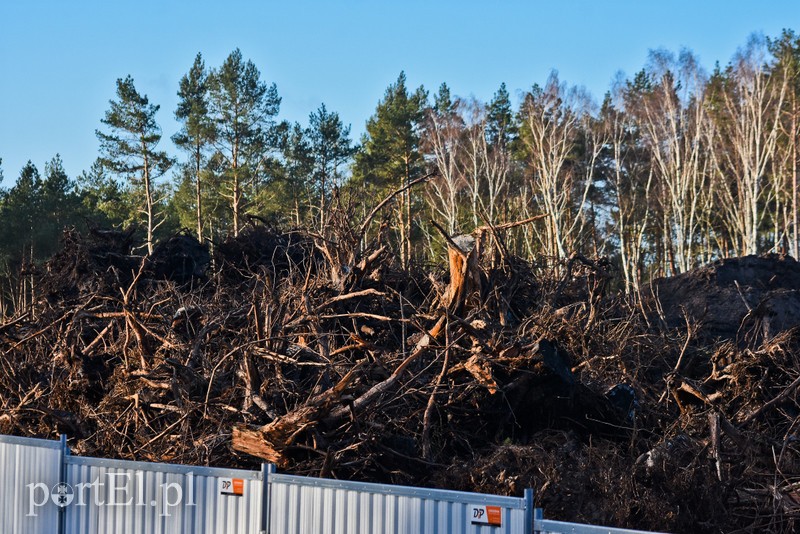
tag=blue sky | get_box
[1,0,798,182]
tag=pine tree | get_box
[78,159,136,227]
[208,49,281,236]
[487,83,516,148]
[307,104,356,230]
[276,122,314,225]
[40,155,82,256]
[174,53,215,241]
[354,72,427,268]
[2,162,41,261]
[0,162,42,311]
[96,76,173,254]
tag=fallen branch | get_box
[232,363,363,464]
[740,372,800,426]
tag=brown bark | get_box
[232,363,362,465]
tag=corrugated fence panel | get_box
[268,472,527,534]
[0,435,62,534]
[534,519,670,534]
[63,455,262,534]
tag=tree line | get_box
[2,30,800,315]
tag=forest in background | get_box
[2,29,800,315]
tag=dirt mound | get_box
[3,226,800,533]
[213,225,315,283]
[40,227,212,305]
[149,232,211,284]
[646,254,800,343]
[39,227,138,302]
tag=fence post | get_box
[524,488,534,533]
[58,434,69,534]
[261,463,276,534]
[533,507,544,534]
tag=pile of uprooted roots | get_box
[3,213,800,533]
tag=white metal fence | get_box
[0,435,62,534]
[534,516,668,534]
[266,468,532,534]
[0,433,666,534]
[62,455,263,534]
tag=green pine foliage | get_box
[207,48,281,237]
[354,72,427,195]
[96,75,174,254]
[0,157,85,313]
[173,53,216,242]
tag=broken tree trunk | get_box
[232,363,362,465]
[431,220,482,316]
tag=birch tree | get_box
[460,85,515,230]
[707,34,788,255]
[422,84,464,234]
[518,72,603,259]
[627,50,709,274]
[482,84,516,226]
[601,87,653,294]
[771,30,800,257]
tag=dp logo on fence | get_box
[470,504,502,527]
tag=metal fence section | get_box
[533,518,670,534]
[63,455,263,534]
[265,471,533,534]
[0,434,63,534]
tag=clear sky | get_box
[1,0,799,182]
